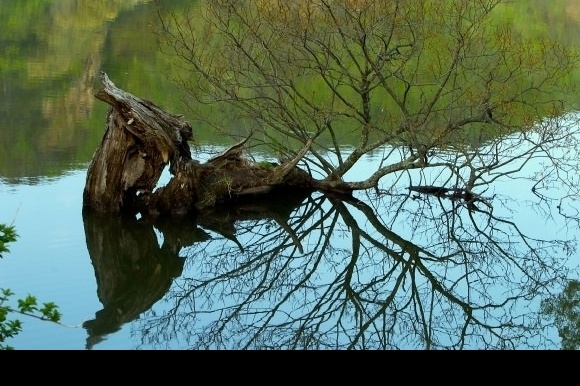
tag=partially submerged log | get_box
[407,185,490,212]
[83,72,193,215]
[83,72,342,218]
[408,185,480,202]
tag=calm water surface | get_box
[1,0,580,350]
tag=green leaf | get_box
[0,224,18,258]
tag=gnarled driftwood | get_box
[83,72,324,218]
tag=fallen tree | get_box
[84,1,579,219]
[83,72,353,218]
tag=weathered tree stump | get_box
[83,72,326,218]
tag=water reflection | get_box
[81,189,310,349]
[81,177,576,349]
[81,210,195,349]
[0,0,156,179]
[541,280,580,350]
[1,0,579,351]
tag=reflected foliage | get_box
[0,0,161,180]
[541,280,580,350]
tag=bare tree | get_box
[83,1,579,218]
[156,0,579,196]
[77,0,580,349]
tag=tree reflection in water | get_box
[541,280,580,350]
[142,192,570,349]
[82,211,210,349]
[83,117,580,350]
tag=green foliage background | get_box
[0,0,578,180]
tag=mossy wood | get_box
[83,72,349,218]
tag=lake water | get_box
[1,0,580,350]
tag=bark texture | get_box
[83,72,343,218]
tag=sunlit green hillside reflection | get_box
[0,0,578,181]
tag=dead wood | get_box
[83,72,352,218]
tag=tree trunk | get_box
[83,72,348,218]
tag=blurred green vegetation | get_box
[0,0,578,180]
